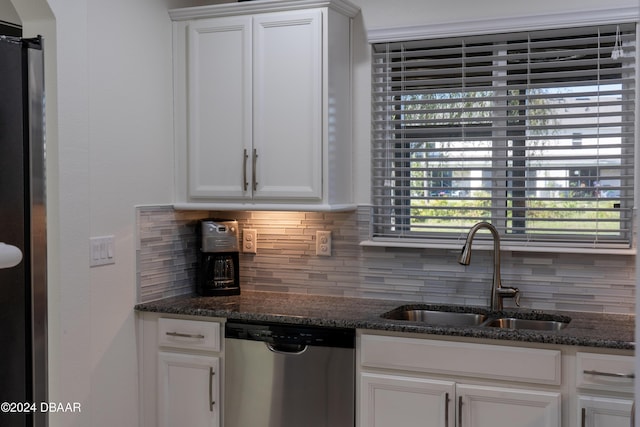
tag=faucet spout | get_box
[458,222,519,311]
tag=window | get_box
[371,23,636,248]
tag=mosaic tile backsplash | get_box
[136,205,635,314]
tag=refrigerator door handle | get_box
[0,243,22,268]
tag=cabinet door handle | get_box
[209,367,215,412]
[458,396,462,427]
[444,392,450,427]
[583,370,635,379]
[581,407,586,427]
[252,148,258,191]
[165,331,205,339]
[242,149,249,191]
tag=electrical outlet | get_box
[316,231,332,256]
[243,229,257,254]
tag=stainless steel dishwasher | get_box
[224,321,355,427]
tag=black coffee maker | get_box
[197,219,240,296]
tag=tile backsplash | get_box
[136,205,635,314]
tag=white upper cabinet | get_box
[170,0,359,211]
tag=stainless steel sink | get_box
[381,305,571,331]
[482,317,569,331]
[381,307,488,326]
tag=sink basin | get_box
[382,304,571,331]
[482,317,569,331]
[381,307,488,327]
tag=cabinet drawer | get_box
[360,334,561,385]
[158,318,220,352]
[576,352,634,393]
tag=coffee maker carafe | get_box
[198,219,240,296]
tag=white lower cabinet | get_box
[578,395,633,427]
[138,313,224,427]
[358,333,562,427]
[357,333,636,427]
[360,372,560,427]
[156,318,222,427]
[575,352,635,427]
[158,352,220,427]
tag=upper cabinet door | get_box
[187,16,252,199]
[252,10,323,200]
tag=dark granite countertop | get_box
[135,291,635,351]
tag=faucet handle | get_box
[497,286,521,307]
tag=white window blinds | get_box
[371,23,636,248]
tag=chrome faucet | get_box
[458,222,520,311]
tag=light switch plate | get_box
[90,235,115,267]
[243,229,257,254]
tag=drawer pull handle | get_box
[583,369,635,379]
[165,331,205,339]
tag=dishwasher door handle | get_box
[266,342,308,355]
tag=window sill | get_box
[359,239,636,255]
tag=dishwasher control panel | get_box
[225,321,355,348]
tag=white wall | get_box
[0,0,19,24]
[11,0,213,426]
[9,0,639,426]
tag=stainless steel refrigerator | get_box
[0,35,48,427]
